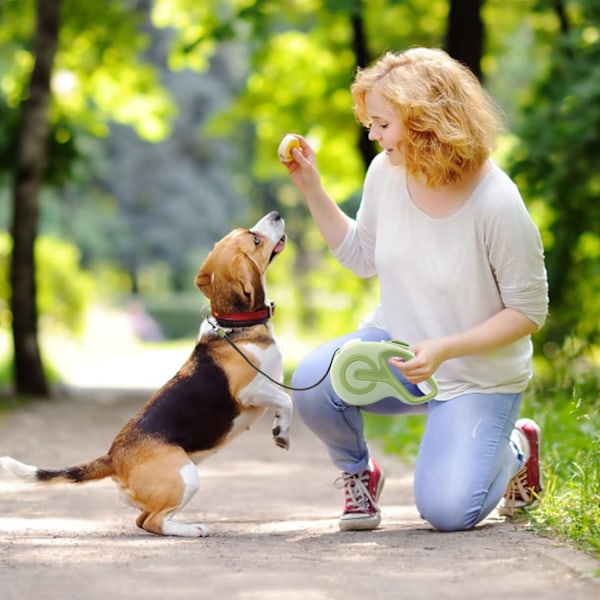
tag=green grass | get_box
[364,346,600,563]
[519,351,600,561]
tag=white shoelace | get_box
[501,467,532,515]
[335,471,376,511]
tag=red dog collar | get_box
[212,302,275,328]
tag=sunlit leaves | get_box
[0,0,176,143]
[153,0,220,69]
[1,50,34,107]
[157,0,451,204]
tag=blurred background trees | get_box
[0,0,598,398]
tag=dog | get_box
[0,211,292,537]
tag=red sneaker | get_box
[498,418,543,516]
[337,458,385,531]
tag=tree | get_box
[0,0,175,398]
[10,0,61,397]
[446,0,484,79]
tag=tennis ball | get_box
[277,134,301,163]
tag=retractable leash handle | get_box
[330,339,438,406]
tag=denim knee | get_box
[415,488,482,532]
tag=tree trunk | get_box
[10,0,61,398]
[446,0,484,80]
[350,7,377,172]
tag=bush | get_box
[0,232,95,335]
[143,294,204,340]
[520,346,600,557]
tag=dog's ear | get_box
[195,258,213,296]
[195,231,240,298]
[230,254,261,307]
[196,251,264,311]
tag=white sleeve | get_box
[484,181,549,328]
[332,154,385,278]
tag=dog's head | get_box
[195,211,286,314]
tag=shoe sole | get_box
[339,512,381,531]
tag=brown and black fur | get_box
[0,211,292,537]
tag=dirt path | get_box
[1,389,599,600]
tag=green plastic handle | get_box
[330,339,438,406]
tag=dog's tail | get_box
[0,454,114,484]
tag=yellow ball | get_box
[277,134,300,162]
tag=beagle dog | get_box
[0,211,292,537]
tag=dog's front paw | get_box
[272,425,290,450]
[274,436,290,450]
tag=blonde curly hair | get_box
[351,47,502,187]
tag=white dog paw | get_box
[161,520,210,537]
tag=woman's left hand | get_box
[389,339,448,384]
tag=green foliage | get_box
[165,0,448,194]
[4,0,596,347]
[519,345,600,558]
[143,294,203,340]
[0,0,176,184]
[532,445,600,559]
[0,233,95,335]
[58,0,175,140]
[0,98,79,186]
[508,1,600,346]
[263,232,380,342]
[363,412,425,463]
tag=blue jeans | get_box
[291,327,525,532]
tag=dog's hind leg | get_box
[125,449,208,537]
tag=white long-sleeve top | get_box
[333,152,549,400]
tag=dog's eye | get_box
[250,232,261,246]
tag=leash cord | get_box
[222,335,335,392]
[202,308,334,392]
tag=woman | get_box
[281,47,548,532]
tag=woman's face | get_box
[365,91,405,166]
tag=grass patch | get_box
[519,349,600,561]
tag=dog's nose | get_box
[268,211,282,222]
